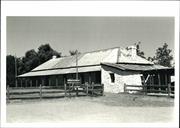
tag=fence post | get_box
[86,83,89,96]
[39,84,42,100]
[92,83,94,96]
[124,84,126,93]
[7,85,10,102]
[64,83,67,97]
[143,84,147,95]
[102,84,104,96]
[168,83,171,98]
[76,86,78,97]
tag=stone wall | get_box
[101,65,142,93]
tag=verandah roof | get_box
[101,63,171,72]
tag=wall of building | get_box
[101,65,142,93]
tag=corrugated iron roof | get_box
[18,65,101,77]
[101,63,169,71]
[18,46,155,77]
[118,48,153,64]
[32,47,119,71]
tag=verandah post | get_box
[92,82,94,96]
[21,79,22,88]
[142,75,146,95]
[39,84,42,99]
[30,79,32,87]
[165,72,168,94]
[56,76,58,86]
[36,79,38,87]
[86,83,89,96]
[158,73,161,92]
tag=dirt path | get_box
[6,93,174,123]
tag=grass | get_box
[6,93,174,123]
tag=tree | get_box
[152,43,173,67]
[135,41,145,58]
[6,44,62,87]
[37,44,61,63]
[23,49,40,72]
[6,55,16,87]
[69,50,80,56]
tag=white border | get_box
[1,1,179,128]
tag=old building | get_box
[18,46,173,93]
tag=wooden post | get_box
[124,84,126,93]
[7,85,10,102]
[30,79,32,87]
[49,77,51,86]
[21,79,22,88]
[168,83,171,97]
[102,84,104,96]
[25,79,27,87]
[15,55,18,87]
[92,83,94,96]
[36,79,38,87]
[76,87,78,96]
[76,51,79,80]
[158,73,161,92]
[56,76,58,86]
[165,73,168,93]
[89,73,91,84]
[144,83,147,95]
[142,75,145,95]
[39,84,42,99]
[152,74,154,85]
[86,83,89,96]
[64,84,67,97]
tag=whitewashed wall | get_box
[101,65,142,93]
[102,48,119,63]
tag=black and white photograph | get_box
[1,1,179,128]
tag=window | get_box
[110,73,115,83]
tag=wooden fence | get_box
[6,83,104,100]
[124,84,174,97]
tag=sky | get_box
[7,17,174,58]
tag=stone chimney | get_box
[52,55,57,59]
[127,45,137,59]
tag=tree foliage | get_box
[6,44,61,87]
[69,50,80,56]
[152,43,173,67]
[6,55,16,87]
[38,44,61,63]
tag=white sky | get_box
[7,17,174,58]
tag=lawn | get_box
[6,93,174,123]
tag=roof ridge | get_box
[82,46,120,54]
[59,46,121,59]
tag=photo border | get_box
[1,1,179,127]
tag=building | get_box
[18,46,174,93]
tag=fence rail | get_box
[6,83,104,100]
[124,84,174,97]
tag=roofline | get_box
[101,63,140,72]
[19,64,101,75]
[60,46,120,59]
[117,62,154,65]
[101,63,174,73]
